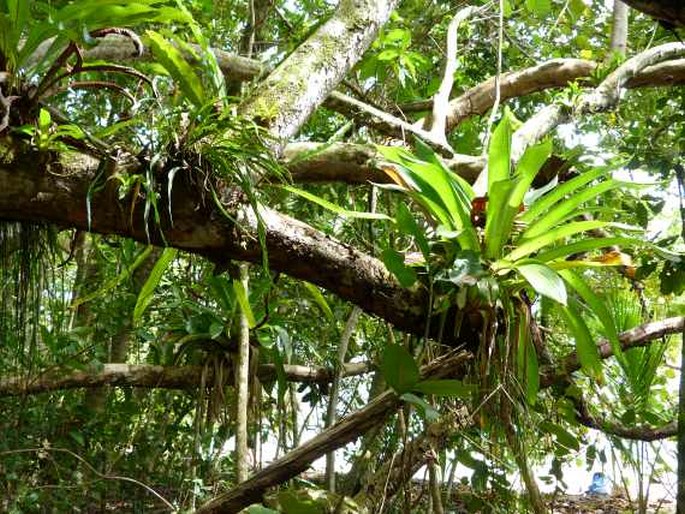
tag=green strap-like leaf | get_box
[522,179,637,239]
[503,220,610,262]
[560,300,603,382]
[72,245,154,308]
[488,111,513,190]
[559,269,624,365]
[233,278,257,329]
[519,166,608,224]
[302,282,334,322]
[282,185,392,220]
[535,236,640,262]
[133,248,178,326]
[146,30,205,107]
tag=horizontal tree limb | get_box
[0,138,432,337]
[541,316,685,387]
[0,361,373,398]
[41,36,685,145]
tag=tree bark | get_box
[234,264,251,483]
[238,0,400,143]
[620,0,685,27]
[0,362,372,397]
[610,1,629,56]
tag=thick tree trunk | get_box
[238,0,400,143]
[610,1,629,56]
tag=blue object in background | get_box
[587,472,609,496]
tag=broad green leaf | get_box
[484,140,552,259]
[377,143,479,250]
[524,335,539,405]
[515,262,567,305]
[146,30,205,107]
[414,379,474,397]
[381,248,417,287]
[381,344,420,394]
[535,237,640,262]
[302,282,334,321]
[400,392,440,421]
[488,111,512,190]
[561,301,603,382]
[133,248,178,326]
[526,0,552,16]
[282,185,392,220]
[484,178,516,258]
[559,269,624,365]
[504,220,610,262]
[233,278,257,329]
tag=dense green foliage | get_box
[0,0,684,512]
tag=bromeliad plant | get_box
[377,110,647,401]
[376,110,657,512]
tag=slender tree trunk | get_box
[610,1,629,56]
[428,449,445,514]
[325,307,361,492]
[675,164,685,514]
[235,264,251,483]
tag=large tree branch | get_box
[237,0,399,143]
[0,140,431,336]
[285,142,484,184]
[570,393,677,442]
[0,362,372,398]
[621,0,685,27]
[43,36,685,143]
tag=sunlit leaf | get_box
[516,262,567,305]
[282,185,392,220]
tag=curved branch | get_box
[0,139,429,336]
[621,0,685,27]
[511,43,685,162]
[570,393,677,441]
[541,316,685,387]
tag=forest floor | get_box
[547,493,675,513]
